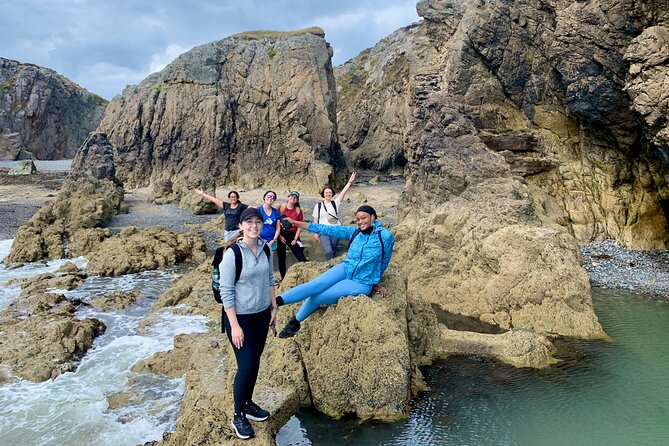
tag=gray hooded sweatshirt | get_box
[219,238,276,314]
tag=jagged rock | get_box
[90,290,140,311]
[0,57,106,160]
[85,226,206,276]
[337,0,669,249]
[7,160,36,175]
[6,132,123,263]
[98,28,347,210]
[56,261,81,274]
[0,291,105,382]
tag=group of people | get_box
[193,172,395,440]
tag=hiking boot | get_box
[244,401,270,421]
[278,317,301,338]
[231,412,254,439]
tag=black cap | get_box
[356,205,377,218]
[240,207,263,222]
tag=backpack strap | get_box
[348,229,385,259]
[263,243,271,260]
[331,201,337,214]
[230,244,243,284]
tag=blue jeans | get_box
[281,263,372,321]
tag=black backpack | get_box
[212,242,271,332]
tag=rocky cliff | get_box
[0,58,106,160]
[336,0,669,251]
[98,28,346,209]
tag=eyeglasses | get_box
[265,195,276,200]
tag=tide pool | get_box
[278,289,669,445]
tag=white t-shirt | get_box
[312,197,342,226]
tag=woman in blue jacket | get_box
[276,205,394,338]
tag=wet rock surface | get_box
[0,269,105,382]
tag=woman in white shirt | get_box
[312,171,356,260]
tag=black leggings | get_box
[277,230,307,278]
[223,306,271,413]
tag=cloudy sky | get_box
[0,0,420,99]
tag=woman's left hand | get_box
[372,284,388,298]
[290,239,297,246]
[269,307,277,330]
[348,171,357,184]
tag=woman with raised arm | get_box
[194,188,248,241]
[219,207,277,439]
[276,205,394,338]
[312,171,357,260]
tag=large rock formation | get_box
[98,28,346,210]
[6,132,124,262]
[0,57,107,160]
[336,0,669,250]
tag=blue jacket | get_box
[308,220,394,285]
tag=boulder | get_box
[98,28,347,209]
[7,160,36,175]
[85,226,206,276]
[0,57,106,160]
[90,290,140,311]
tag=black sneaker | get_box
[231,412,254,439]
[244,401,270,421]
[278,317,301,338]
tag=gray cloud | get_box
[0,0,419,99]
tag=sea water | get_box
[0,239,210,446]
[277,289,669,446]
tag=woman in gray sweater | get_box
[219,207,278,440]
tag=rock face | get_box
[6,132,124,263]
[625,26,669,163]
[98,28,346,210]
[0,271,105,382]
[0,57,106,160]
[336,0,669,250]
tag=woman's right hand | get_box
[231,324,244,349]
[194,187,204,196]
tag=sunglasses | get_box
[265,195,276,200]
